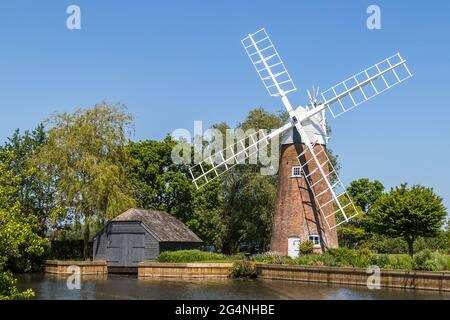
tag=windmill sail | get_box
[320,53,412,118]
[189,122,293,189]
[296,142,359,230]
[242,28,296,97]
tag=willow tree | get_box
[33,103,136,257]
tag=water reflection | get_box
[16,273,449,300]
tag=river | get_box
[16,273,449,300]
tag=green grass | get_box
[157,250,244,263]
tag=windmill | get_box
[188,28,412,256]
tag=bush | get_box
[413,250,442,271]
[362,234,450,255]
[252,249,449,272]
[353,248,374,267]
[299,241,314,255]
[413,234,450,253]
[255,248,376,268]
[250,252,293,265]
[295,254,323,266]
[7,252,47,273]
[370,253,389,268]
[321,248,349,266]
[321,248,373,268]
[362,235,408,254]
[46,240,93,261]
[435,253,450,270]
[0,270,34,300]
[231,252,247,260]
[229,260,257,278]
[157,250,228,263]
[370,252,421,270]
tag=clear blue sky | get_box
[0,1,449,211]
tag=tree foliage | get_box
[32,102,136,257]
[216,108,283,253]
[338,179,385,248]
[347,178,384,213]
[128,136,223,245]
[1,124,52,235]
[367,183,447,256]
[220,166,277,253]
[0,151,47,299]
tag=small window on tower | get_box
[308,235,321,248]
[292,166,302,177]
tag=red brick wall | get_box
[270,143,338,254]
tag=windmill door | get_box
[288,237,300,258]
[106,233,145,267]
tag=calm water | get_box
[16,273,449,300]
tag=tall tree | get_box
[220,166,277,253]
[0,151,47,299]
[338,178,385,248]
[367,183,447,256]
[32,102,136,257]
[1,124,53,235]
[216,108,283,253]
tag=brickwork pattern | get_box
[270,143,338,254]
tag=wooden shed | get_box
[93,208,202,271]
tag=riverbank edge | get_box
[138,262,449,292]
[44,260,108,275]
[256,263,449,292]
[138,262,233,278]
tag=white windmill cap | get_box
[281,107,328,145]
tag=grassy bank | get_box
[158,249,450,272]
[157,250,245,263]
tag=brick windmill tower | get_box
[270,90,339,256]
[188,28,412,257]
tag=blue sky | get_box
[0,1,449,211]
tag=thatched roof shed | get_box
[112,208,202,242]
[93,208,202,270]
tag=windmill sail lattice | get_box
[242,28,296,97]
[296,143,359,229]
[320,53,412,118]
[189,122,293,189]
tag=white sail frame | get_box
[320,53,412,118]
[296,143,359,230]
[242,28,296,97]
